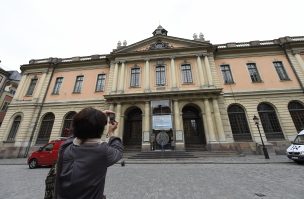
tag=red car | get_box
[27,138,67,169]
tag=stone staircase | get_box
[124,150,239,160]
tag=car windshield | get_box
[294,135,304,145]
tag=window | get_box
[9,89,16,95]
[6,116,21,142]
[95,74,106,91]
[227,105,252,141]
[273,61,289,80]
[247,63,261,82]
[220,65,234,84]
[26,77,38,96]
[1,102,9,111]
[181,64,193,83]
[130,67,140,87]
[156,65,166,86]
[61,111,76,137]
[258,103,284,140]
[52,77,63,94]
[288,101,304,132]
[36,113,55,144]
[73,75,83,93]
[42,143,54,151]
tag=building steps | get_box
[125,151,239,159]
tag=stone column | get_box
[142,101,151,151]
[196,55,206,87]
[111,62,119,93]
[212,98,226,142]
[144,101,150,132]
[204,55,213,86]
[144,59,150,92]
[295,53,304,70]
[118,61,126,93]
[204,98,216,142]
[174,100,184,150]
[109,104,114,111]
[115,103,122,138]
[170,57,177,90]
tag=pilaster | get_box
[204,98,216,142]
[196,55,206,87]
[144,59,151,92]
[204,55,214,86]
[111,62,119,93]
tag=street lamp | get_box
[253,115,269,159]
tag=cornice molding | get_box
[104,88,223,103]
[223,88,303,97]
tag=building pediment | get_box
[112,35,212,55]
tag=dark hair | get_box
[72,107,107,139]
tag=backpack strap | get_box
[53,137,74,198]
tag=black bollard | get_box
[120,160,125,167]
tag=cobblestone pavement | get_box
[0,161,303,199]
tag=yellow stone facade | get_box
[1,26,304,158]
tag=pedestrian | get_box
[54,107,123,199]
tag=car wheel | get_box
[294,160,304,165]
[29,159,38,169]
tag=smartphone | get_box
[108,113,116,124]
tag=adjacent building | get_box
[1,26,304,158]
[0,68,21,126]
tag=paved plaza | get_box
[0,156,303,199]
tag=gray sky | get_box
[0,0,303,72]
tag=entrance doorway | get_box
[123,107,142,148]
[182,105,206,146]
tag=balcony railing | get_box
[216,36,304,49]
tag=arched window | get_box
[288,101,304,132]
[6,115,21,142]
[228,105,252,141]
[36,113,55,144]
[61,111,76,137]
[258,103,284,140]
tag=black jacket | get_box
[55,137,123,199]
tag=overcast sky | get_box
[0,0,303,72]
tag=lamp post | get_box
[253,115,269,159]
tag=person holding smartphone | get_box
[55,107,123,199]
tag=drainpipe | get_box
[281,44,304,92]
[23,58,60,157]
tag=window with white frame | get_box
[156,65,166,86]
[73,75,83,93]
[95,74,106,92]
[52,77,63,94]
[247,63,262,82]
[220,64,234,84]
[1,101,9,111]
[130,67,140,87]
[273,61,289,80]
[26,77,38,96]
[181,64,193,83]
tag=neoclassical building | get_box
[1,26,304,158]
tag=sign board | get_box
[143,131,150,142]
[152,115,172,130]
[176,130,183,141]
